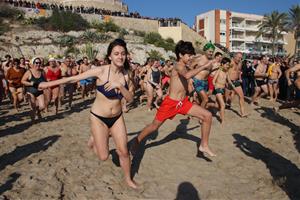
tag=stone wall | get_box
[22,8,159,33]
[110,16,158,33]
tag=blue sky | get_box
[123,0,299,27]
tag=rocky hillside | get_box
[0,24,175,64]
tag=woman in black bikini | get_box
[21,57,46,122]
[39,39,137,189]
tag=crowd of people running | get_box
[1,39,300,188]
[1,42,300,122]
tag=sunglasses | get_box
[35,62,41,64]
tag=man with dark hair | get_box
[130,40,216,158]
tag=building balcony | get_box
[231,46,245,51]
[230,35,245,41]
[244,25,258,31]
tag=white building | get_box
[195,9,287,55]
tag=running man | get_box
[251,55,269,106]
[191,42,215,108]
[130,40,216,157]
[225,52,247,117]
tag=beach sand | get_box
[0,95,300,199]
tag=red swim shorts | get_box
[207,75,214,91]
[155,96,193,122]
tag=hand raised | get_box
[104,81,121,92]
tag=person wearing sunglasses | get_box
[21,57,46,122]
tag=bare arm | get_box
[286,64,300,85]
[21,71,33,86]
[39,66,102,89]
[277,67,282,79]
[213,70,220,85]
[120,74,134,103]
[176,61,212,80]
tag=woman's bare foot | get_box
[199,145,216,157]
[240,113,250,118]
[125,178,138,189]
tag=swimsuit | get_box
[80,78,93,86]
[207,75,215,91]
[90,111,122,128]
[92,67,128,128]
[268,79,278,84]
[26,70,45,97]
[228,80,241,90]
[213,88,225,95]
[192,78,208,93]
[155,96,193,122]
[96,67,128,100]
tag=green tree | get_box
[256,11,288,56]
[147,50,165,61]
[82,43,98,60]
[37,8,89,32]
[288,4,300,57]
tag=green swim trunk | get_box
[213,88,225,95]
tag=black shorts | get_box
[255,79,266,87]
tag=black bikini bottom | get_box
[90,111,122,128]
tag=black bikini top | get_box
[96,67,128,100]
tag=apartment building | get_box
[195,10,287,55]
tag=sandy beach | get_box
[0,95,300,199]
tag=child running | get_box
[130,40,216,158]
[212,57,236,124]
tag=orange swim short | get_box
[155,96,193,122]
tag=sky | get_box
[123,0,299,27]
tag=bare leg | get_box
[89,114,110,160]
[216,93,225,123]
[52,87,60,114]
[110,116,137,189]
[235,86,247,117]
[268,83,274,101]
[137,119,163,143]
[251,87,261,105]
[146,84,154,111]
[27,93,37,122]
[273,83,278,101]
[199,91,209,108]
[187,104,215,156]
[81,84,86,99]
[9,87,19,112]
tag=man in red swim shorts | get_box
[130,40,216,157]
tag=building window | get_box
[220,19,226,24]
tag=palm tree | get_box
[288,5,300,57]
[256,11,288,57]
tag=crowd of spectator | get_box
[3,0,182,24]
